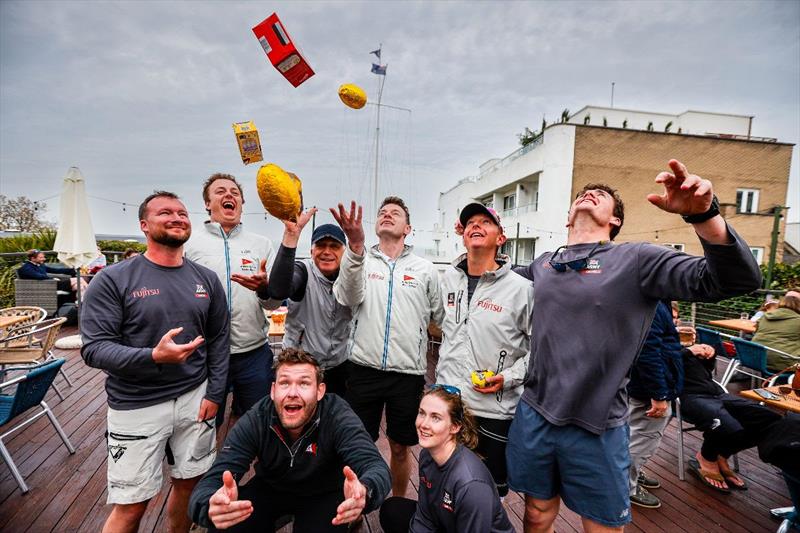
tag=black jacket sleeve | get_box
[202,274,231,405]
[330,397,391,513]
[189,402,265,527]
[265,245,308,301]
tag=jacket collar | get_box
[203,220,243,238]
[369,243,413,262]
[267,395,325,442]
[307,259,337,286]
[452,252,511,279]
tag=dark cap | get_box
[311,224,346,245]
[459,203,503,233]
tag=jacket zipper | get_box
[381,262,396,369]
[222,230,233,313]
[270,417,320,468]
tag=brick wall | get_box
[571,126,793,261]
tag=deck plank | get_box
[0,327,791,532]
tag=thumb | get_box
[223,470,238,499]
[259,259,267,273]
[343,465,357,482]
[163,327,183,342]
[646,193,667,209]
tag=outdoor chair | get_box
[0,318,71,400]
[13,279,59,317]
[673,380,739,482]
[721,338,796,388]
[0,358,75,493]
[0,307,47,345]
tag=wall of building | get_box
[569,106,752,136]
[571,126,793,262]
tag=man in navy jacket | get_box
[626,300,683,509]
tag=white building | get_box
[433,105,791,265]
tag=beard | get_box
[149,226,190,248]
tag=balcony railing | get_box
[501,202,537,218]
[479,135,543,177]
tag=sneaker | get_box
[630,485,661,509]
[637,470,661,489]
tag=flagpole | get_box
[372,44,384,221]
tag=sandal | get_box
[721,471,748,490]
[688,458,731,494]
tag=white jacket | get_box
[333,244,444,375]
[435,254,533,419]
[184,222,275,354]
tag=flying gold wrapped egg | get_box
[256,163,304,222]
[338,83,367,109]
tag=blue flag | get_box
[371,63,387,75]
[370,48,381,59]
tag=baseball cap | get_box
[459,203,503,233]
[311,224,346,245]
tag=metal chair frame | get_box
[0,359,76,493]
[674,380,739,481]
[0,318,71,400]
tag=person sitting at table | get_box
[379,385,513,533]
[679,324,783,493]
[18,248,85,303]
[750,296,779,323]
[752,293,800,373]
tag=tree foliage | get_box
[0,195,54,232]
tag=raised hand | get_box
[282,207,319,248]
[151,327,204,364]
[231,259,268,293]
[330,201,365,254]
[208,471,253,529]
[332,466,367,526]
[647,159,714,216]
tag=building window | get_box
[736,189,759,214]
[503,193,516,211]
[501,240,513,258]
[750,247,764,264]
[481,196,493,208]
[533,190,539,212]
[663,243,685,252]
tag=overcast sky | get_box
[1,0,798,249]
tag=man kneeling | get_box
[189,348,391,531]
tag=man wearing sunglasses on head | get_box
[437,203,532,499]
[505,160,762,533]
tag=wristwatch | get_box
[682,195,720,224]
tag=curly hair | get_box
[202,173,245,214]
[273,347,325,384]
[423,387,479,449]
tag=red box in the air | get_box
[252,13,315,88]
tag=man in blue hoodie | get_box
[626,300,683,509]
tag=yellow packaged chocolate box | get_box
[232,120,263,165]
[257,163,303,222]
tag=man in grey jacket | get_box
[331,197,444,497]
[437,203,532,498]
[267,209,353,397]
[185,173,276,427]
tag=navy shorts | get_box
[216,343,274,428]
[506,401,632,527]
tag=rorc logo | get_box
[195,284,209,298]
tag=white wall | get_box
[569,106,752,136]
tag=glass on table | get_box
[676,320,696,346]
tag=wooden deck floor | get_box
[0,326,791,532]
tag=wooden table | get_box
[740,386,800,414]
[708,318,757,334]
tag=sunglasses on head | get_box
[429,384,461,396]
[548,242,603,273]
